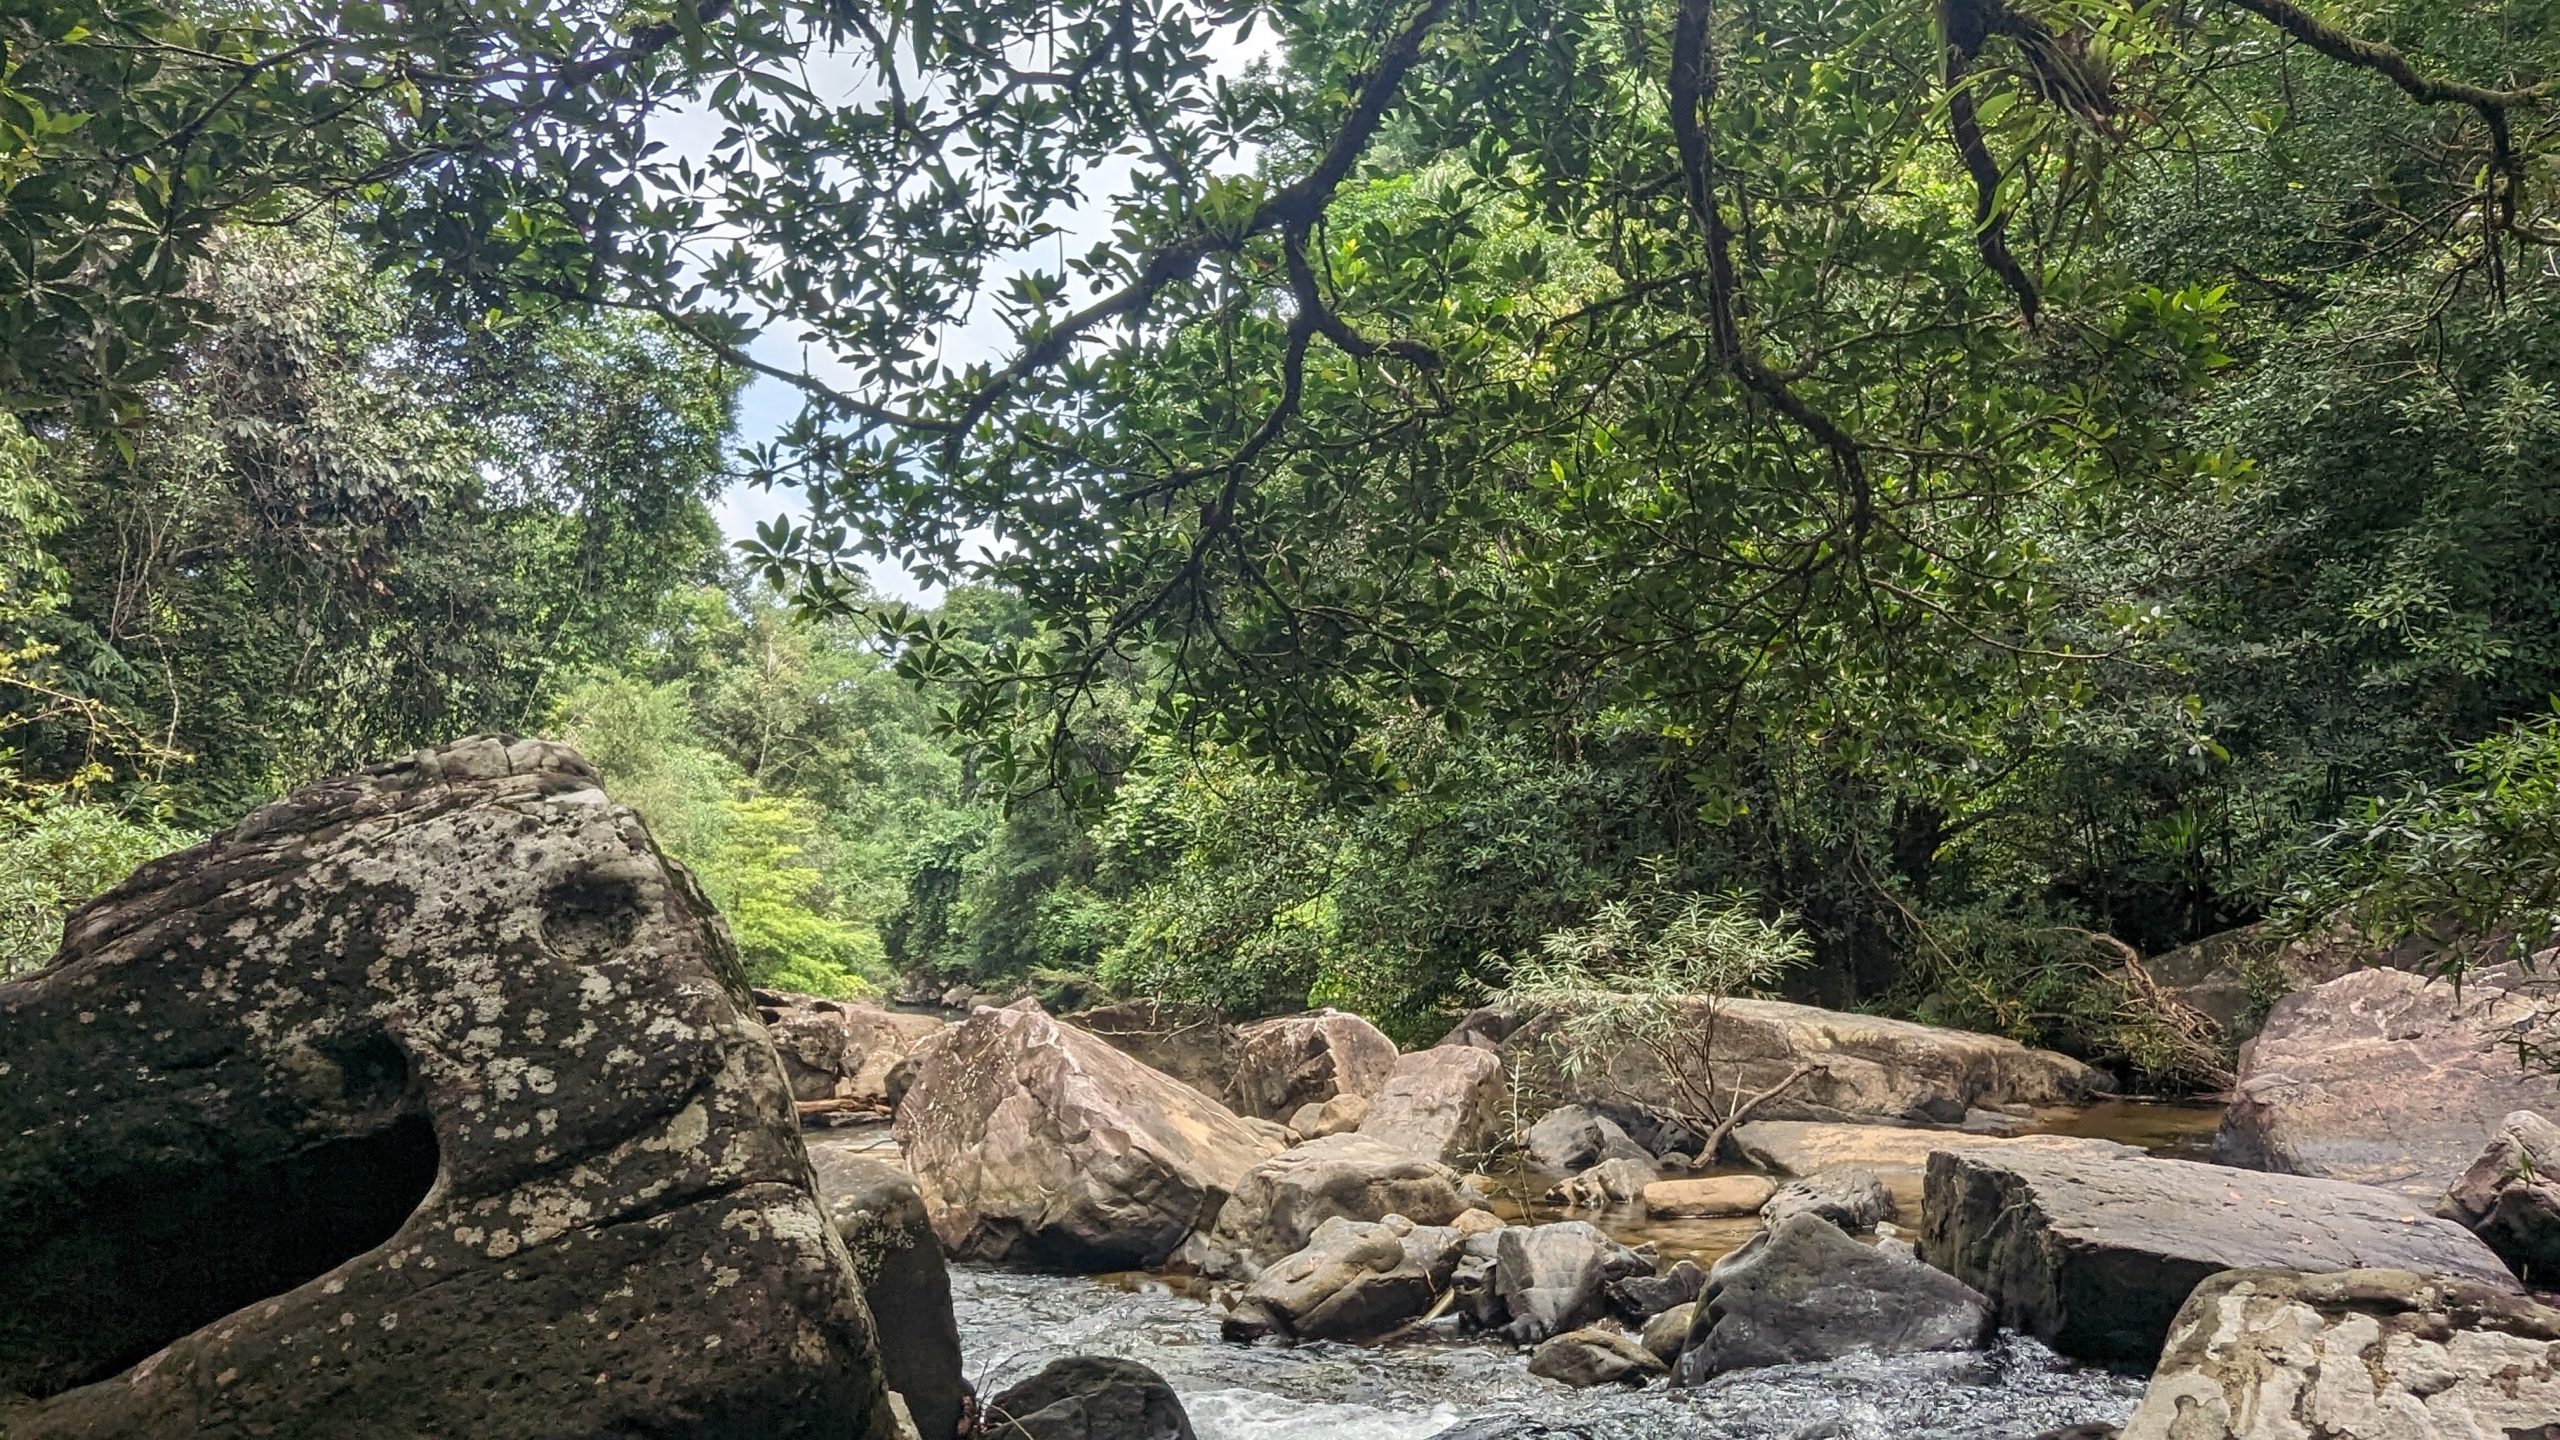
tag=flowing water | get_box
[939,1100,2225,1439]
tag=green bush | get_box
[0,802,196,979]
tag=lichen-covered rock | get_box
[896,1002,1277,1269]
[2216,967,2560,1200]
[2437,1109,2560,1285]
[1357,1044,1508,1164]
[2122,1269,2560,1440]
[757,989,948,1108]
[1677,1212,1992,1380]
[1920,1145,2522,1364]
[807,1138,969,1440]
[1190,1132,1480,1277]
[1061,999,1238,1097]
[0,735,894,1439]
[1454,1000,2109,1128]
[1227,1009,1400,1121]
[983,1356,1196,1440]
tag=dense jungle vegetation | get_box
[1,0,2555,1083]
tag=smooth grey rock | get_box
[1606,1258,1705,1322]
[755,989,948,1107]
[1527,1327,1666,1387]
[2216,967,2560,1200]
[1921,1145,2522,1363]
[1639,1301,1695,1363]
[1678,1212,1991,1379]
[2437,1109,2560,1285]
[1547,1155,1658,1208]
[984,1356,1195,1440]
[1761,1166,1896,1232]
[2121,1269,2560,1440]
[1524,1104,1652,1174]
[1221,1215,1463,1343]
[0,736,895,1440]
[806,1141,969,1440]
[1191,1132,1478,1277]
[1496,1221,1653,1343]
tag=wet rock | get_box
[1678,1212,1993,1380]
[806,1140,969,1440]
[1525,1104,1654,1174]
[1607,1258,1706,1322]
[897,1002,1277,1269]
[1357,1044,1508,1164]
[1640,1302,1696,1363]
[1528,1327,1667,1387]
[1455,999,2109,1128]
[1222,1214,1465,1343]
[1642,1174,1778,1218]
[1227,1009,1399,1121]
[1190,1132,1480,1276]
[1761,1167,1895,1232]
[1288,1092,1371,1139]
[1061,999,1238,1097]
[1549,1156,1659,1208]
[2438,1109,2560,1284]
[0,736,894,1439]
[756,990,949,1109]
[983,1356,1196,1440]
[2121,1268,2560,1440]
[1496,1221,1654,1343]
[2217,967,2560,1200]
[1920,1145,2522,1364]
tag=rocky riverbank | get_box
[3,738,2556,1440]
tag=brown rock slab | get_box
[2216,966,2560,1200]
[896,1003,1278,1269]
[1921,1145,2522,1364]
[0,736,893,1439]
[1357,1044,1507,1164]
[1227,1009,1399,1122]
[1061,999,1238,1097]
[1643,1175,1780,1219]
[758,990,948,1107]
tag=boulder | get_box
[1227,1009,1399,1121]
[1455,999,2109,1128]
[1524,1104,1654,1174]
[1527,1327,1666,1387]
[2122,1269,2560,1440]
[1760,1167,1895,1232]
[756,990,949,1109]
[0,736,895,1439]
[1189,1132,1479,1277]
[806,1140,969,1440]
[1640,1302,1695,1363]
[1548,1156,1658,1208]
[1920,1145,2523,1364]
[1732,1121,2137,1177]
[1357,1045,1508,1164]
[1289,1092,1371,1139]
[896,1003,1277,1269]
[1606,1258,1705,1322]
[2217,967,2560,1200]
[1496,1221,1654,1343]
[1677,1212,1992,1380]
[2438,1109,2560,1284]
[1060,999,1238,1097]
[1221,1215,1465,1343]
[1641,1174,1778,1219]
[983,1356,1196,1440]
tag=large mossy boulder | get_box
[1921,1145,2521,1364]
[2216,967,2560,1201]
[1453,999,2108,1129]
[0,736,894,1439]
[2122,1269,2560,1440]
[896,1001,1278,1268]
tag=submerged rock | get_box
[2121,1268,2560,1440]
[1227,1009,1399,1121]
[897,1002,1277,1269]
[2437,1109,2560,1285]
[1358,1044,1508,1164]
[983,1355,1196,1440]
[1678,1212,1992,1380]
[2217,967,2560,1200]
[0,736,894,1439]
[1920,1145,2521,1364]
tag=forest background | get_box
[2,0,2555,1090]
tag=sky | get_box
[678,20,1282,604]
